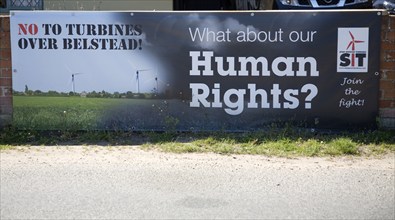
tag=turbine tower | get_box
[66,65,84,94]
[128,60,152,94]
[135,69,150,93]
[155,77,159,94]
[71,73,84,94]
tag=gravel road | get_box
[1,146,394,219]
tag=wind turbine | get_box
[346,31,364,67]
[155,76,159,94]
[153,68,163,94]
[143,67,167,95]
[128,60,151,93]
[66,65,84,94]
[135,69,150,93]
[71,73,84,94]
[146,76,160,94]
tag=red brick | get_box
[0,104,12,114]
[381,40,395,51]
[382,16,389,29]
[388,16,395,29]
[379,89,384,99]
[0,68,12,77]
[386,71,395,80]
[0,78,12,87]
[380,79,395,89]
[0,32,10,49]
[380,54,387,64]
[380,108,395,117]
[0,96,12,105]
[0,86,12,96]
[380,71,395,80]
[0,59,11,68]
[386,30,395,42]
[379,71,387,79]
[0,86,12,97]
[385,50,395,61]
[380,60,395,70]
[380,100,395,108]
[380,57,390,69]
[382,90,395,99]
[0,105,13,115]
[0,49,11,60]
[0,17,10,32]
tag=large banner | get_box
[10,11,382,130]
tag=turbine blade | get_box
[128,60,136,72]
[65,64,72,73]
[346,41,353,50]
[349,31,355,40]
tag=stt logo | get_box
[337,28,369,73]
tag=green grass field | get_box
[13,96,155,130]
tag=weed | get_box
[297,139,322,156]
[1,124,394,157]
[0,145,15,150]
[325,138,359,156]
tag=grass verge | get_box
[0,145,16,151]
[0,127,394,157]
[143,131,394,157]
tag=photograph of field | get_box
[13,96,162,130]
[13,95,287,131]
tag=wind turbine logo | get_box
[346,31,364,67]
[337,27,369,73]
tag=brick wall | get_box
[380,15,395,129]
[0,14,394,129]
[0,16,12,128]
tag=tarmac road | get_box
[1,146,394,219]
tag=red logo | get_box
[346,31,364,67]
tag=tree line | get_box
[13,86,162,99]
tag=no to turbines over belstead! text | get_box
[17,23,145,50]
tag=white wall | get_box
[44,0,172,11]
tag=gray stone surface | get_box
[1,146,394,219]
